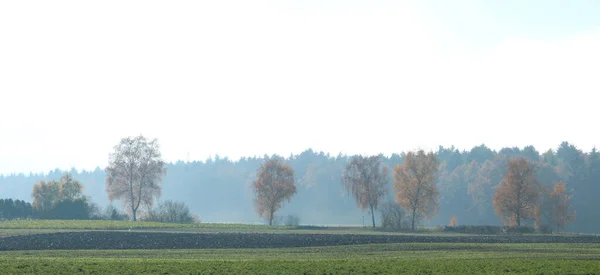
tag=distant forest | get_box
[1,142,598,233]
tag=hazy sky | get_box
[1,0,599,175]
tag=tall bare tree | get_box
[105,135,166,221]
[493,157,540,227]
[252,157,296,225]
[342,155,389,228]
[394,150,439,231]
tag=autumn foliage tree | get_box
[536,182,576,232]
[341,155,389,228]
[252,157,296,225]
[394,150,439,231]
[449,215,457,227]
[31,173,87,218]
[32,180,61,214]
[105,135,166,221]
[548,182,576,231]
[32,173,84,211]
[493,157,540,227]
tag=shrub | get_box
[271,215,283,226]
[380,202,408,230]
[503,226,536,234]
[35,197,99,220]
[49,199,93,220]
[283,214,300,226]
[537,224,553,234]
[102,204,129,221]
[443,225,503,234]
[145,200,195,223]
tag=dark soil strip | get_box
[3,232,600,250]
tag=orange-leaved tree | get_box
[341,155,389,228]
[393,150,439,231]
[542,182,576,232]
[449,215,457,227]
[493,157,540,227]
[252,157,296,225]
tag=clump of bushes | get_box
[102,204,129,221]
[49,198,101,220]
[503,226,536,234]
[443,225,504,234]
[271,214,300,226]
[443,225,541,235]
[537,224,553,234]
[144,200,198,223]
[283,214,300,226]
[380,202,409,230]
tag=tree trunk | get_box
[370,205,376,228]
[412,185,421,231]
[516,212,520,227]
[131,202,137,221]
[269,209,274,226]
[411,208,417,231]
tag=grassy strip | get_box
[3,243,600,260]
[1,243,599,274]
[0,220,506,237]
[0,258,597,274]
[0,220,292,230]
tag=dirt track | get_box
[2,231,600,250]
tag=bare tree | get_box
[342,155,389,228]
[105,135,166,221]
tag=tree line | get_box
[0,170,194,224]
[0,137,597,232]
[99,136,578,232]
[256,150,576,232]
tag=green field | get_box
[0,219,290,230]
[1,243,599,274]
[0,220,599,274]
[0,219,446,236]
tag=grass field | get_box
[0,220,599,274]
[1,243,599,274]
[0,219,291,230]
[0,219,449,236]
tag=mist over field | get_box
[1,0,599,233]
[0,142,598,232]
[2,1,600,274]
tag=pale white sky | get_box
[1,1,599,175]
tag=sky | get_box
[1,0,599,175]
